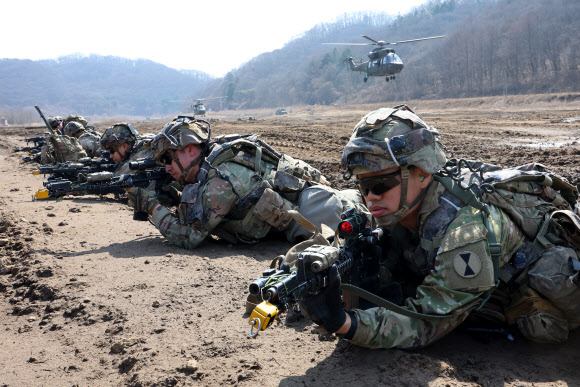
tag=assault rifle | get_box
[33,154,117,181]
[247,209,383,336]
[12,136,47,154]
[34,161,172,221]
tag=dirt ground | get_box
[1,95,580,386]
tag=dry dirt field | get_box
[1,95,580,386]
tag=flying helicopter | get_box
[324,35,445,82]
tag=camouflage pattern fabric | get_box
[149,159,365,250]
[117,140,155,210]
[47,134,87,162]
[63,114,89,129]
[150,160,272,249]
[341,107,448,176]
[348,180,525,349]
[78,130,102,158]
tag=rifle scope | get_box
[129,159,158,171]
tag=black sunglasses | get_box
[355,170,401,197]
[160,152,174,166]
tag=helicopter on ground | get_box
[324,35,445,82]
[192,99,206,116]
[191,97,227,116]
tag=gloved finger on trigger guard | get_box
[161,184,181,204]
[156,193,176,207]
[161,184,179,194]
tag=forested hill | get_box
[2,0,578,120]
[198,0,580,110]
[0,55,212,118]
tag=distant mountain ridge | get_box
[1,0,578,119]
[0,55,212,117]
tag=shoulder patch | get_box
[453,251,482,278]
[436,218,495,292]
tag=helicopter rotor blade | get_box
[322,43,374,46]
[361,35,381,45]
[386,35,446,45]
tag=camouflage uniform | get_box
[98,123,152,176]
[147,119,365,250]
[348,180,524,348]
[64,121,102,158]
[335,105,580,348]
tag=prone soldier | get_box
[98,122,153,176]
[126,116,367,249]
[63,121,102,158]
[294,105,580,348]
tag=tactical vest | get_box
[179,134,328,243]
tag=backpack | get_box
[48,134,88,162]
[434,161,580,283]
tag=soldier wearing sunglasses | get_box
[295,105,580,349]
[125,116,366,250]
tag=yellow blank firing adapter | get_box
[32,170,40,175]
[34,189,50,200]
[248,301,279,338]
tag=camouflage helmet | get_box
[63,114,89,129]
[100,123,139,151]
[63,121,85,137]
[341,105,447,177]
[342,105,448,227]
[48,116,63,129]
[149,117,209,164]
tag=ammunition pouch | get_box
[272,154,326,202]
[253,188,297,231]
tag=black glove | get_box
[296,263,347,333]
[156,184,181,207]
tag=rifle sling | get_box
[340,284,459,320]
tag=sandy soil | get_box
[1,96,580,386]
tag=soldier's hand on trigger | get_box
[156,184,181,207]
[296,264,347,334]
[125,180,159,214]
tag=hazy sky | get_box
[3,0,428,77]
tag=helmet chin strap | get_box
[169,149,203,186]
[374,166,429,227]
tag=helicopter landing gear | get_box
[386,75,395,82]
[385,77,389,82]
[364,76,368,83]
